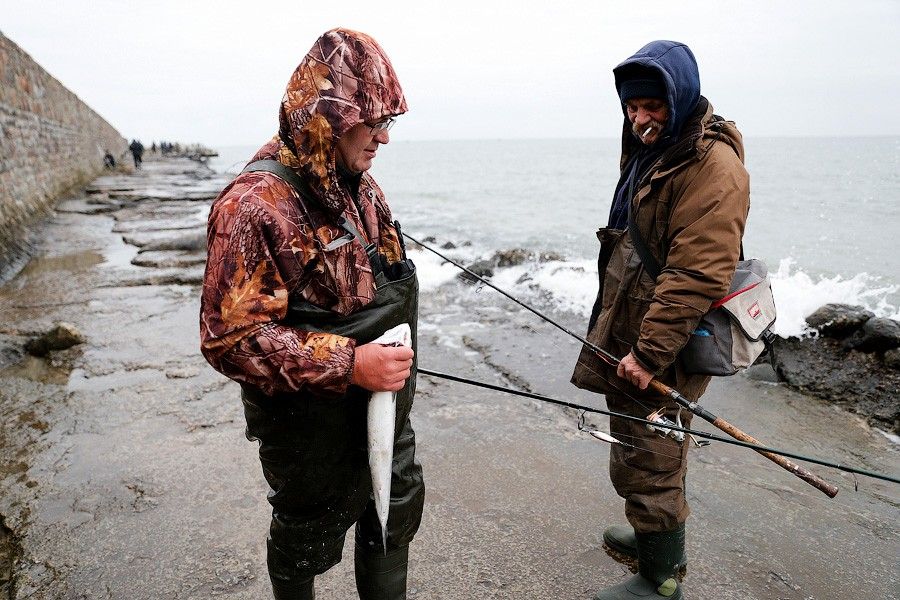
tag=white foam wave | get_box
[406,248,463,293]
[412,246,899,340]
[769,258,899,337]
[491,259,597,316]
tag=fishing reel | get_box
[645,408,710,447]
[645,407,685,442]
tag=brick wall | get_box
[0,31,125,270]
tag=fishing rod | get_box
[404,232,841,498]
[417,368,900,486]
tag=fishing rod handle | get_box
[712,418,839,498]
[648,380,839,498]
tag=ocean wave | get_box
[409,247,900,339]
[769,258,899,337]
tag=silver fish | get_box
[367,323,412,552]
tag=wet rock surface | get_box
[0,161,897,599]
[774,337,900,433]
[805,303,874,337]
[844,317,900,353]
[773,303,900,433]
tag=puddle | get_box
[16,250,104,276]
[101,236,140,268]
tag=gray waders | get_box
[239,161,424,600]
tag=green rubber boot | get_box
[354,544,409,600]
[594,525,685,600]
[603,525,687,569]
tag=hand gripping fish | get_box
[367,323,412,553]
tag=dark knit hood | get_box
[614,40,700,141]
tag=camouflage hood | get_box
[274,28,407,215]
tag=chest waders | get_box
[237,161,424,598]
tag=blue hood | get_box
[614,41,700,140]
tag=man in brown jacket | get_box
[572,41,750,600]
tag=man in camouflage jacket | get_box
[201,29,422,600]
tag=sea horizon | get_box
[207,136,900,338]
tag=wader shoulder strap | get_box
[242,159,315,205]
[335,216,379,264]
[241,159,378,263]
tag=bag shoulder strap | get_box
[627,193,744,281]
[626,196,662,280]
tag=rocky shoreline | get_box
[0,158,897,599]
[773,304,900,436]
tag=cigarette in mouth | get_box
[642,126,653,139]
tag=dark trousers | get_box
[606,393,692,533]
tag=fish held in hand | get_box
[367,322,412,553]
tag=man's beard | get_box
[632,119,666,143]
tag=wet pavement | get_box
[0,158,897,599]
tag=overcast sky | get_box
[3,0,898,146]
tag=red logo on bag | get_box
[748,302,761,319]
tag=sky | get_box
[2,0,898,146]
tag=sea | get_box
[209,137,900,338]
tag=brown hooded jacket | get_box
[572,98,750,402]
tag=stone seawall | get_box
[0,31,125,275]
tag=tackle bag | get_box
[678,259,776,375]
[628,206,776,376]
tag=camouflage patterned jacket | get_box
[200,29,407,398]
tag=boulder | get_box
[805,303,874,338]
[884,348,900,370]
[440,241,457,250]
[538,251,566,263]
[843,317,900,353]
[491,248,531,267]
[458,259,494,282]
[25,323,86,357]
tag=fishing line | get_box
[451,268,687,460]
[407,234,900,487]
[417,368,900,485]
[436,244,717,458]
[405,231,848,498]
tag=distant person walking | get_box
[572,40,750,600]
[200,28,422,600]
[128,139,144,169]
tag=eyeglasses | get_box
[365,117,395,134]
